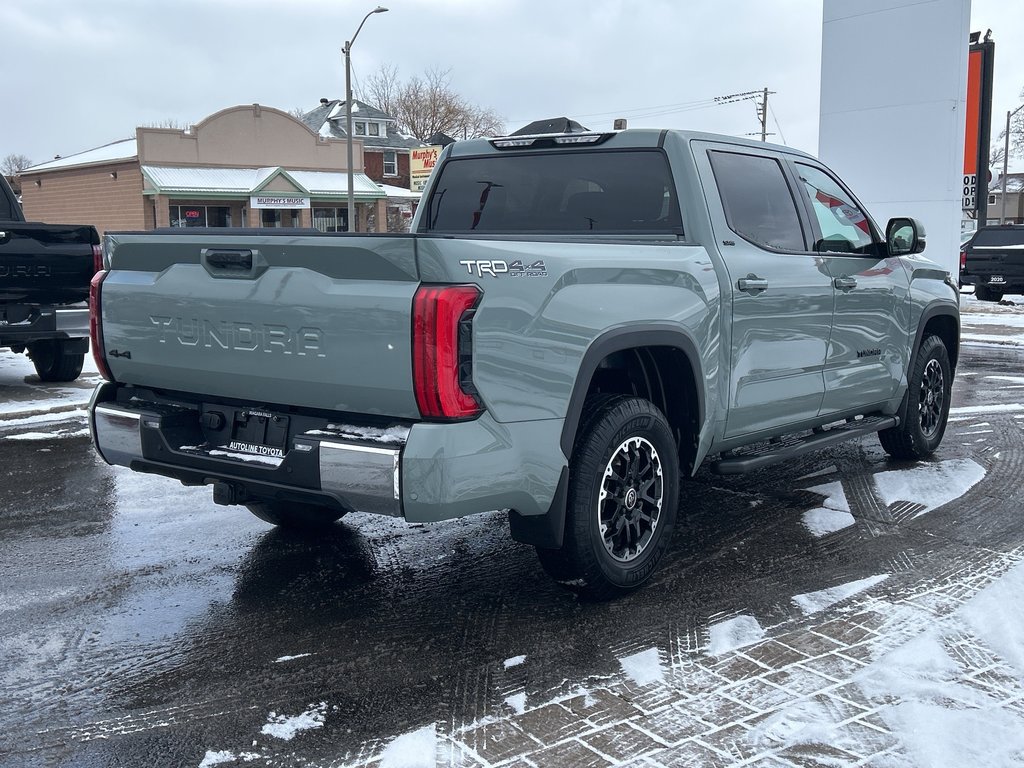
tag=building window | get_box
[989,194,997,204]
[383,150,398,176]
[369,122,380,136]
[313,206,349,232]
[169,204,231,227]
[354,122,366,136]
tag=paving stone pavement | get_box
[341,545,1024,768]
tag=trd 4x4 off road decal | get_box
[458,259,547,278]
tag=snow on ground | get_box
[502,655,526,669]
[4,427,89,441]
[503,692,527,714]
[618,647,666,686]
[273,653,312,663]
[801,480,856,537]
[852,561,1024,767]
[259,702,327,741]
[379,725,437,768]
[792,574,889,615]
[873,458,986,519]
[707,614,765,656]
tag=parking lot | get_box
[1,295,1023,768]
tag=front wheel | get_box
[879,334,952,460]
[246,501,346,529]
[537,395,680,600]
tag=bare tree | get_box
[2,153,32,175]
[360,66,504,140]
[289,107,307,120]
[362,64,401,120]
[142,118,187,130]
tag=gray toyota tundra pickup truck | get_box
[89,129,959,598]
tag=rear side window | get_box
[971,227,1024,247]
[709,150,805,252]
[423,150,682,234]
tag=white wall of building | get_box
[819,0,971,277]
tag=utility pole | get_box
[714,88,776,141]
[758,87,770,142]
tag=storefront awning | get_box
[141,166,386,200]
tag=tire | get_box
[245,501,346,529]
[975,285,1003,302]
[28,340,85,382]
[878,334,952,460]
[537,394,680,600]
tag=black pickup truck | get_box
[1,174,98,381]
[961,224,1024,302]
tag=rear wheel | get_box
[28,339,85,382]
[975,285,1003,302]
[536,394,679,600]
[878,334,952,460]
[246,501,346,529]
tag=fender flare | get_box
[510,323,705,550]
[911,301,960,374]
[559,323,706,459]
[895,301,960,424]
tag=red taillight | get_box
[92,244,103,274]
[960,248,967,271]
[413,284,482,420]
[89,270,114,381]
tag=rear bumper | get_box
[0,306,89,346]
[89,383,568,525]
[90,385,401,517]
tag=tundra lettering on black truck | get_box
[89,128,959,599]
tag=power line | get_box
[768,101,787,145]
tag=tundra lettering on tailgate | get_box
[149,316,326,357]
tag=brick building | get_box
[300,99,425,225]
[19,104,386,235]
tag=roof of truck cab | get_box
[447,128,815,159]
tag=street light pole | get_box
[1001,103,1024,225]
[343,6,388,233]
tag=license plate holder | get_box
[229,409,289,457]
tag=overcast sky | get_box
[2,0,1021,169]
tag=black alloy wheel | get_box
[536,394,680,600]
[878,334,952,460]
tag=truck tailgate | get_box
[101,231,421,418]
[0,223,98,305]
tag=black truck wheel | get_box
[975,285,1003,302]
[537,394,679,600]
[28,340,85,382]
[246,501,346,529]
[879,334,952,460]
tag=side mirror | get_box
[887,217,926,256]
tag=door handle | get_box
[834,276,857,291]
[737,276,769,294]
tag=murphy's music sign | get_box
[410,146,442,193]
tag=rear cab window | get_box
[423,150,683,235]
[971,228,1024,247]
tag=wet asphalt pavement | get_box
[2,310,1024,768]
